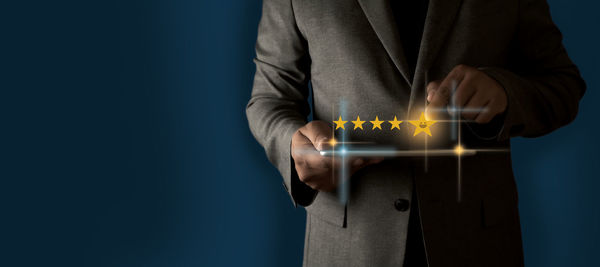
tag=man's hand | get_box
[426,64,507,123]
[291,121,382,192]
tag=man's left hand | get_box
[426,64,507,123]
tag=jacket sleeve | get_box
[480,0,586,141]
[246,0,317,206]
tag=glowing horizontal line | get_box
[319,149,476,157]
[470,148,510,153]
[330,141,374,144]
[427,107,489,113]
[434,120,476,122]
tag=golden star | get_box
[352,116,366,130]
[370,116,384,130]
[389,116,403,130]
[408,112,437,136]
[333,116,347,130]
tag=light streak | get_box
[299,147,508,157]
[338,100,349,204]
[318,148,476,157]
[427,107,489,113]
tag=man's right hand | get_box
[291,121,382,192]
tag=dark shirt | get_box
[391,0,429,78]
[403,189,428,266]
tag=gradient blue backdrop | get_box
[2,0,598,266]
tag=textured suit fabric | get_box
[246,0,585,266]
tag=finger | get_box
[305,153,342,170]
[292,131,337,170]
[297,166,330,182]
[427,82,450,111]
[297,146,342,170]
[296,156,339,181]
[291,131,318,158]
[473,99,499,123]
[438,66,468,106]
[300,121,333,151]
[316,138,333,152]
[426,80,442,103]
[462,91,489,120]
[450,75,477,115]
[299,168,338,191]
[428,65,467,113]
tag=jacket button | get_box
[394,198,410,212]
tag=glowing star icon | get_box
[408,112,437,136]
[333,116,347,130]
[370,116,384,130]
[352,116,366,130]
[388,116,403,130]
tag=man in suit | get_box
[246,0,585,266]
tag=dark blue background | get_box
[2,0,598,266]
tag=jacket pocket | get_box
[305,191,347,228]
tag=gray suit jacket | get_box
[246,0,585,266]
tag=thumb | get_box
[301,121,334,151]
[315,136,330,151]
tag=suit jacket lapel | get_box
[416,0,463,74]
[408,0,463,116]
[357,0,412,85]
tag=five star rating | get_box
[333,112,437,136]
